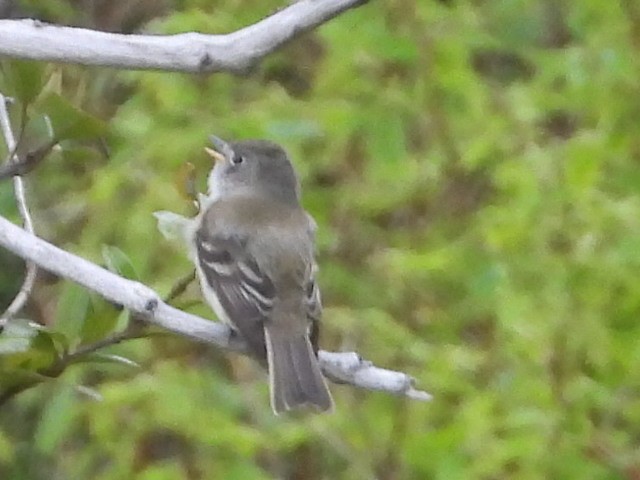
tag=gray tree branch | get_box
[0,215,431,401]
[0,0,367,73]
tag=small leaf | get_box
[26,331,59,370]
[81,353,140,369]
[27,321,69,355]
[45,331,70,354]
[80,295,122,344]
[38,92,106,140]
[0,319,38,355]
[34,385,76,454]
[74,385,103,402]
[0,367,43,390]
[1,59,46,104]
[2,329,59,371]
[101,245,139,280]
[114,309,131,332]
[54,282,91,344]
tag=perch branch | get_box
[0,93,37,325]
[0,215,431,402]
[0,0,367,73]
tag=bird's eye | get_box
[232,154,244,165]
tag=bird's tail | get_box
[264,326,333,414]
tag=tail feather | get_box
[265,327,333,414]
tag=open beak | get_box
[205,135,232,164]
[204,146,225,163]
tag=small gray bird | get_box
[194,135,333,414]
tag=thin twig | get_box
[0,93,37,325]
[55,324,147,370]
[165,269,196,303]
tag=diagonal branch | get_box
[0,94,37,325]
[0,0,368,73]
[0,214,431,402]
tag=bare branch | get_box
[0,0,367,73]
[0,93,37,325]
[0,215,431,402]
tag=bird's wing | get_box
[305,263,322,323]
[303,212,322,351]
[195,229,275,359]
[304,264,322,354]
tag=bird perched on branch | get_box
[193,135,333,414]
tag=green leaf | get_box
[74,385,103,401]
[0,367,43,390]
[26,331,59,370]
[114,308,132,333]
[54,282,91,344]
[80,296,122,344]
[38,92,106,140]
[101,245,139,280]
[0,328,59,372]
[1,59,46,104]
[27,321,71,349]
[34,385,76,454]
[81,353,140,369]
[46,330,70,354]
[0,319,38,355]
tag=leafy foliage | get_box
[1,0,640,478]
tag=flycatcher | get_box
[194,135,333,414]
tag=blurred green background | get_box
[1,0,640,478]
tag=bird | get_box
[193,135,333,414]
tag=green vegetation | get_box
[1,0,640,478]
